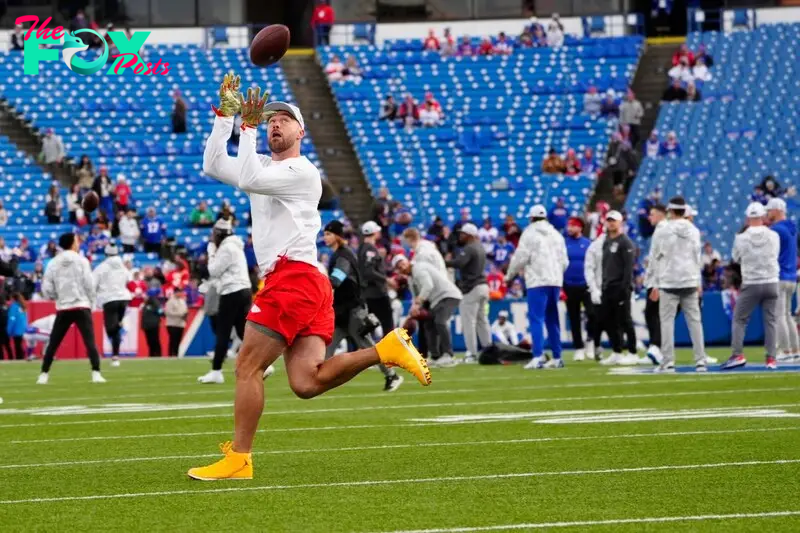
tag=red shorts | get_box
[246,257,334,346]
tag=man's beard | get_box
[269,135,294,154]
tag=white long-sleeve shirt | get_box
[584,234,605,295]
[203,116,322,276]
[93,256,132,306]
[207,235,251,295]
[413,239,447,274]
[42,250,95,310]
[506,220,568,288]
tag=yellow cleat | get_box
[187,441,253,481]
[376,328,432,386]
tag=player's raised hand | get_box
[217,71,241,117]
[239,87,269,128]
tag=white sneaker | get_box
[654,363,676,373]
[777,353,795,363]
[543,358,565,369]
[573,349,585,362]
[262,365,275,380]
[704,354,719,364]
[197,370,224,384]
[647,346,663,365]
[91,371,107,383]
[621,353,640,366]
[585,341,595,361]
[524,356,544,370]
[36,372,49,385]
[600,353,623,366]
[111,359,121,368]
[434,354,458,368]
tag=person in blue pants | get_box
[505,205,569,369]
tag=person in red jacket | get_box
[487,264,507,300]
[423,29,440,51]
[671,44,694,66]
[114,175,132,214]
[311,1,335,46]
[478,37,494,55]
[127,270,148,308]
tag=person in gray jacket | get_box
[93,243,132,368]
[198,219,253,384]
[37,233,106,385]
[648,197,706,372]
[722,202,781,370]
[446,223,491,363]
[393,255,462,367]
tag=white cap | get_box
[361,221,382,236]
[498,310,509,318]
[606,210,624,221]
[767,198,787,212]
[263,102,305,130]
[391,254,409,269]
[214,218,233,232]
[459,223,479,237]
[528,204,547,218]
[746,202,767,218]
[685,205,696,217]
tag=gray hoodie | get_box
[93,256,132,306]
[732,226,780,285]
[410,262,462,308]
[42,250,95,310]
[208,236,251,296]
[649,218,702,289]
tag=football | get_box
[249,25,291,67]
[81,190,99,213]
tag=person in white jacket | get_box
[648,197,705,372]
[37,233,106,384]
[721,202,781,370]
[118,209,141,253]
[505,205,568,369]
[402,228,447,273]
[93,243,132,367]
[198,219,254,384]
[584,232,605,356]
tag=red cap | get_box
[567,216,584,228]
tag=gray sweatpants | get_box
[732,282,778,357]
[659,289,705,365]
[776,281,799,354]
[325,311,395,378]
[458,284,492,355]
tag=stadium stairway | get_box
[281,53,374,224]
[628,43,676,148]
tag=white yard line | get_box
[375,511,800,532]
[1,458,798,505]
[1,386,796,431]
[1,426,797,470]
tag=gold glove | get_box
[239,87,269,128]
[216,71,241,117]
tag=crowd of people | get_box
[378,92,445,129]
[661,43,714,103]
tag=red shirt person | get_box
[423,29,440,51]
[311,1,335,45]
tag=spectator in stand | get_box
[0,200,8,226]
[141,288,164,357]
[40,129,65,171]
[419,101,442,127]
[672,44,694,66]
[668,57,694,84]
[423,29,440,51]
[599,90,619,118]
[343,55,362,82]
[324,54,345,81]
[542,148,566,174]
[66,184,81,224]
[508,278,525,299]
[685,82,702,102]
[526,16,546,35]
[165,289,188,357]
[39,240,58,260]
[13,238,37,263]
[11,24,24,51]
[30,261,45,294]
[397,94,419,128]
[127,270,147,307]
[44,183,63,224]
[606,133,639,193]
[85,225,109,255]
[620,90,644,147]
[76,155,95,192]
[478,37,494,56]
[583,86,602,115]
[761,175,782,200]
[659,131,682,157]
[751,186,767,205]
[423,92,443,116]
[619,124,633,149]
[311,0,335,46]
[494,32,513,55]
[692,56,712,82]
[701,241,722,267]
[92,166,115,218]
[563,149,581,176]
[115,175,132,213]
[518,30,533,48]
[662,79,687,102]
[487,264,507,300]
[694,44,713,67]
[503,214,522,248]
[185,277,203,307]
[703,260,722,291]
[94,210,111,231]
[141,207,166,254]
[580,147,598,174]
[547,18,564,48]
[119,209,140,252]
[379,95,398,121]
[644,130,660,158]
[190,201,214,227]
[491,234,515,270]
[171,89,187,134]
[457,35,475,56]
[217,200,237,225]
[532,25,547,47]
[548,197,569,233]
[478,218,498,255]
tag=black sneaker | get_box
[384,374,404,392]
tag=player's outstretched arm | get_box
[203,72,243,188]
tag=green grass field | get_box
[1,348,800,532]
